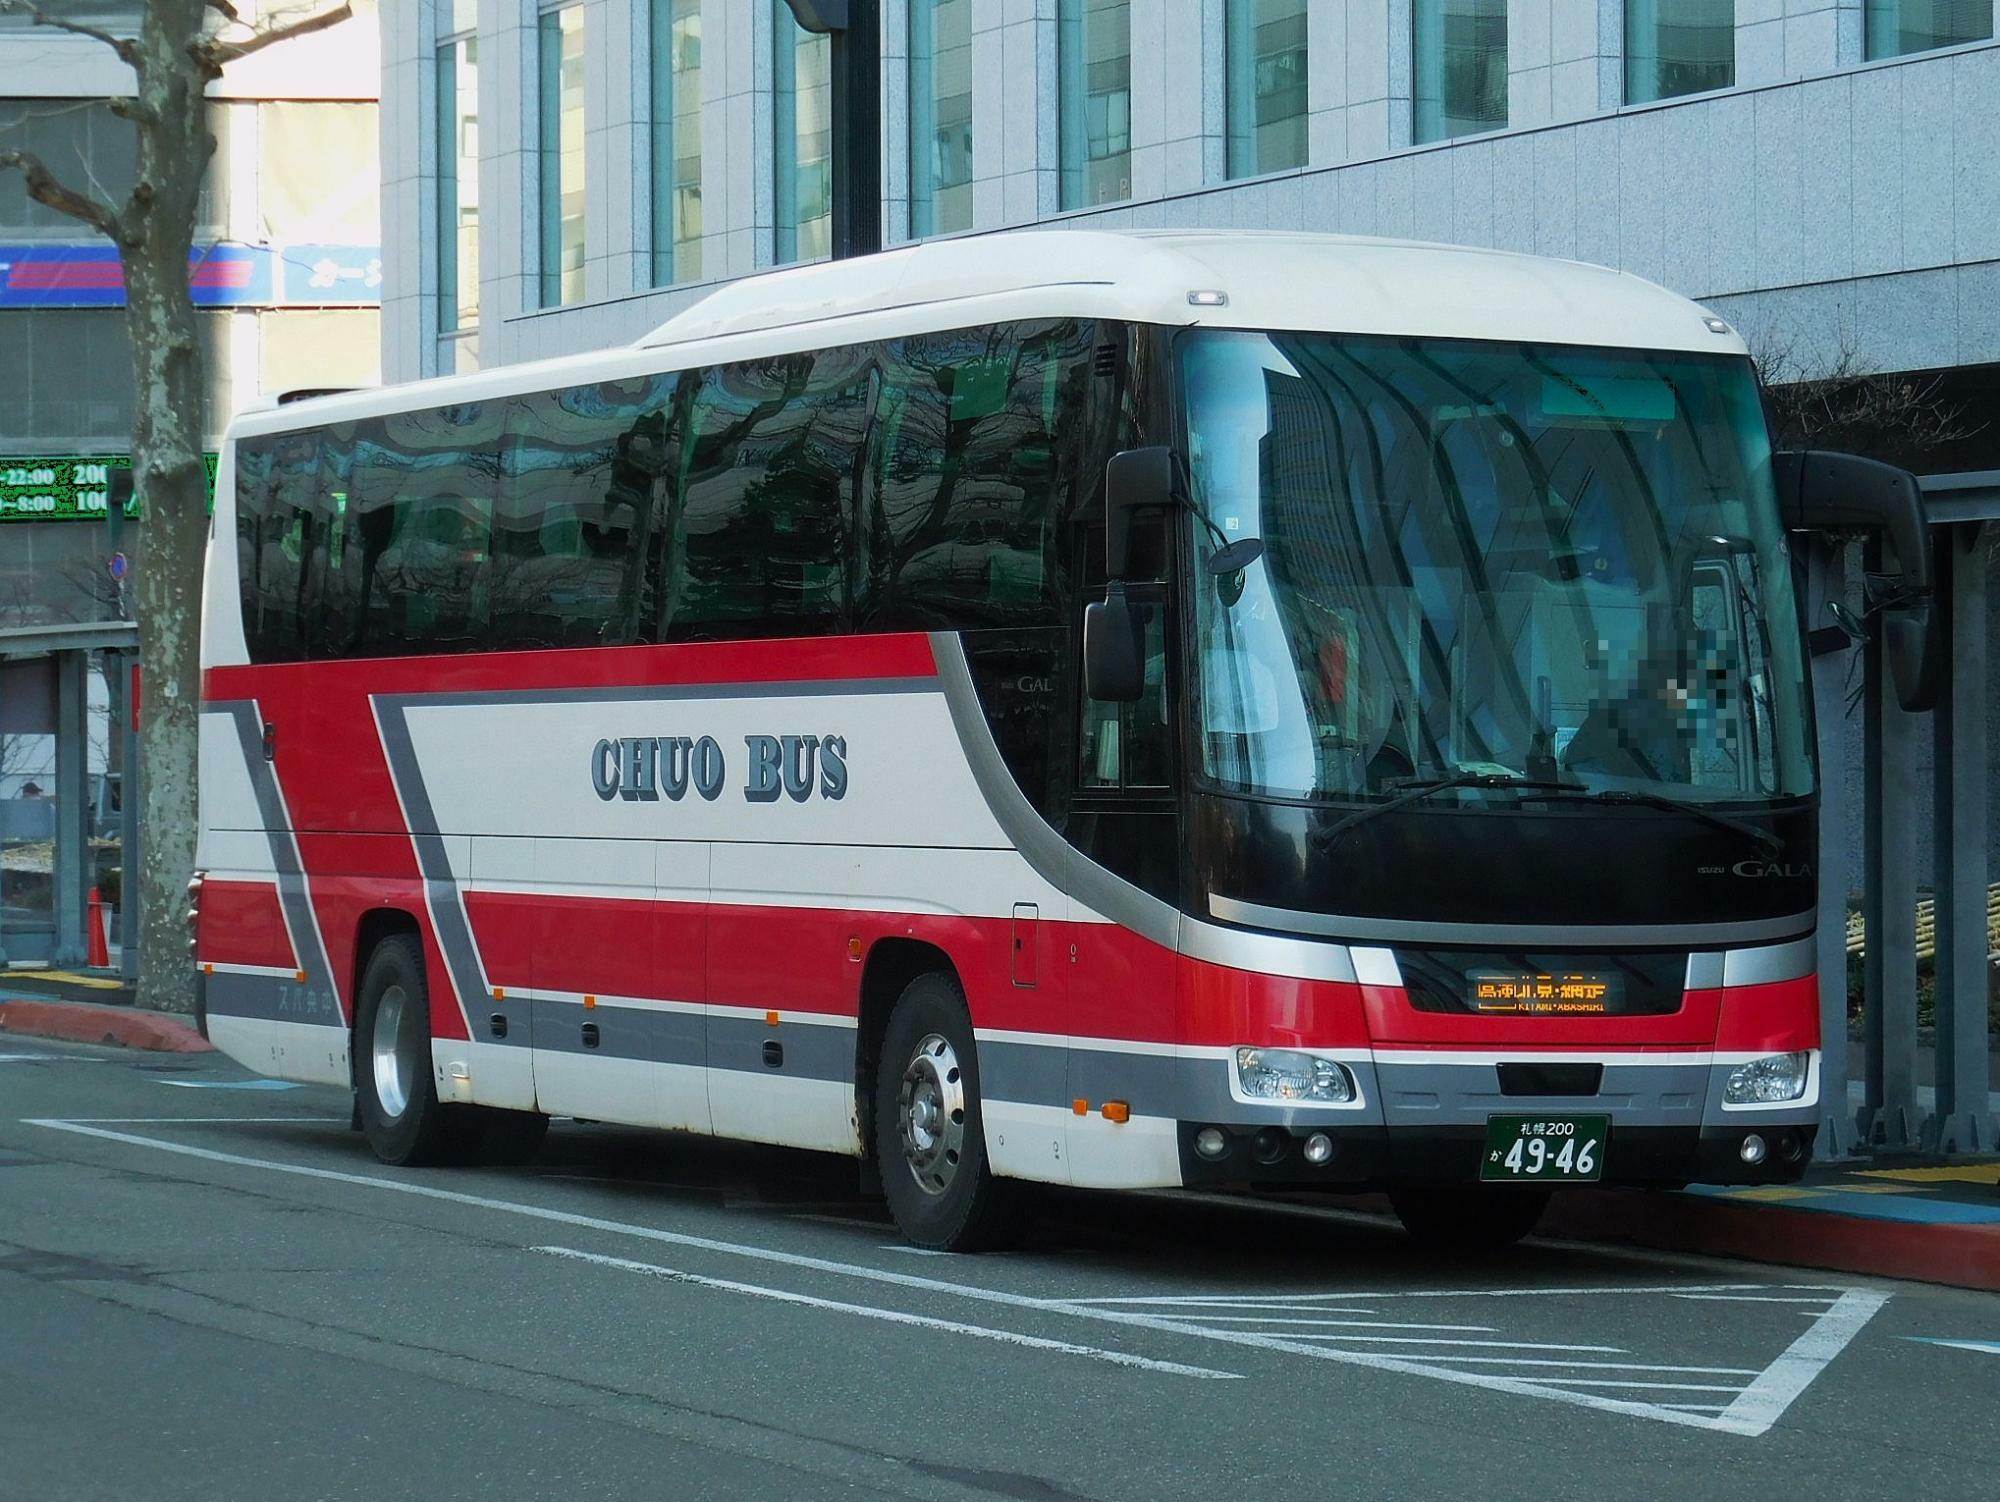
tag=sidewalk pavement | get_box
[0,970,209,1053]
[1538,1160,2000,1293]
[0,983,1993,1290]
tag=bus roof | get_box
[229,230,1744,438]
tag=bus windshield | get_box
[1182,331,1814,806]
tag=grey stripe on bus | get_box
[1721,934,1817,987]
[1373,1058,1722,1129]
[203,967,345,1026]
[202,702,342,1017]
[928,631,1184,951]
[372,698,494,1038]
[1207,892,1818,950]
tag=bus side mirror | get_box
[1084,582,1145,702]
[1103,446,1172,581]
[1771,449,1938,712]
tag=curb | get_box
[0,999,213,1054]
[1541,1187,2000,1294]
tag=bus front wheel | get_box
[1388,1187,1550,1252]
[874,972,1007,1252]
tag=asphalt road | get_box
[3,1035,1996,1502]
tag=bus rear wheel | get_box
[355,933,466,1167]
[874,972,1007,1252]
[1388,1187,1550,1252]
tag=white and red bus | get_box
[194,230,1923,1250]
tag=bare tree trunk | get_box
[122,0,212,1011]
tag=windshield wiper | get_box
[1550,786,1783,857]
[1313,773,1785,857]
[1314,773,1587,850]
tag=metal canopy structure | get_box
[1810,472,1997,1159]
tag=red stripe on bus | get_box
[203,632,939,704]
[1710,975,1820,1053]
[195,880,296,970]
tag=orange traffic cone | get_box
[87,886,110,969]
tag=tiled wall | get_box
[379,1,2000,382]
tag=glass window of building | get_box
[1865,0,1993,58]
[537,3,586,307]
[1058,0,1131,209]
[650,0,702,285]
[1224,0,1308,179]
[1626,0,1735,104]
[1412,0,1508,145]
[774,2,832,263]
[909,0,974,236]
[436,1,479,335]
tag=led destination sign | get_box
[1470,972,1617,1016]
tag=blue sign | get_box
[0,242,382,309]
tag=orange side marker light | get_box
[583,994,597,1010]
[846,936,863,962]
[1101,1101,1131,1125]
[1071,1098,1088,1115]
[492,987,505,1000]
[294,970,307,983]
[766,1010,781,1027]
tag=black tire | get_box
[354,934,466,1166]
[1388,1187,1550,1252]
[874,971,1008,1251]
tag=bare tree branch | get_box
[0,146,119,238]
[0,0,140,65]
[195,1,353,73]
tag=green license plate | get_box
[1480,1114,1609,1183]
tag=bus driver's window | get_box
[1080,602,1169,789]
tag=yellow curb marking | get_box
[1855,1165,2000,1186]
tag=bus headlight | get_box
[1234,1048,1356,1104]
[1724,1052,1810,1105]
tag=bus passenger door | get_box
[1065,586,1184,1188]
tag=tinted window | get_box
[346,404,504,656]
[665,346,871,639]
[235,431,329,662]
[860,319,1098,630]
[497,375,682,649]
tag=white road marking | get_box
[1177,1318,1498,1331]
[155,1079,303,1091]
[1283,1335,1628,1351]
[532,1245,1242,1380]
[1710,1290,1891,1434]
[1542,1379,1742,1391]
[40,1116,348,1125]
[1670,1294,1837,1305]
[1905,1338,2000,1358]
[1416,1358,1760,1373]
[23,1119,1884,1438]
[0,1053,104,1064]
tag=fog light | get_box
[1739,1133,1767,1165]
[1194,1126,1229,1160]
[1303,1132,1333,1166]
[1724,1051,1810,1105]
[1780,1131,1805,1164]
[1252,1127,1289,1165]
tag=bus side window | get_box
[665,348,869,640]
[497,374,678,649]
[857,319,1092,630]
[1078,595,1170,789]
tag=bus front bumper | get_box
[1175,1121,1819,1191]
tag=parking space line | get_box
[1179,1318,1498,1331]
[1712,1291,1891,1433]
[1415,1358,1760,1373]
[1283,1335,1628,1351]
[23,1118,1883,1438]
[531,1245,1242,1380]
